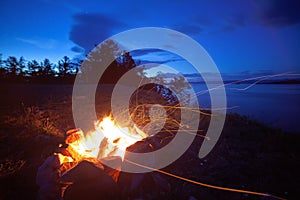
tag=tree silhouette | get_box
[58,56,73,77]
[41,58,54,77]
[81,40,120,83]
[5,56,19,76]
[0,54,7,79]
[0,54,2,68]
[18,56,26,77]
[0,54,79,83]
[0,48,191,103]
[27,60,42,77]
[81,39,144,84]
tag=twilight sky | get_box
[0,0,299,76]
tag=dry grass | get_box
[3,105,62,136]
[0,159,26,177]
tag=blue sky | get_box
[0,0,299,76]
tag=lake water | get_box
[191,83,300,132]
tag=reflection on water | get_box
[191,83,300,132]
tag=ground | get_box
[0,83,299,199]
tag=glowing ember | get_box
[56,153,74,163]
[57,116,146,165]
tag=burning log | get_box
[37,117,171,199]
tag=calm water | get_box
[191,83,300,132]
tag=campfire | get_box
[57,116,147,166]
[36,116,165,199]
[35,83,188,199]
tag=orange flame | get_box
[58,116,146,165]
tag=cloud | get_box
[16,37,58,49]
[69,13,127,52]
[130,49,166,57]
[172,1,299,35]
[71,46,85,53]
[137,58,184,66]
[131,49,184,67]
[254,0,300,27]
[172,13,247,35]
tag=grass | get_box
[3,105,62,136]
[0,159,26,177]
[0,102,65,199]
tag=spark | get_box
[90,71,298,199]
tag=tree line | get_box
[0,54,81,83]
[0,40,143,84]
[0,40,190,106]
[0,39,191,108]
